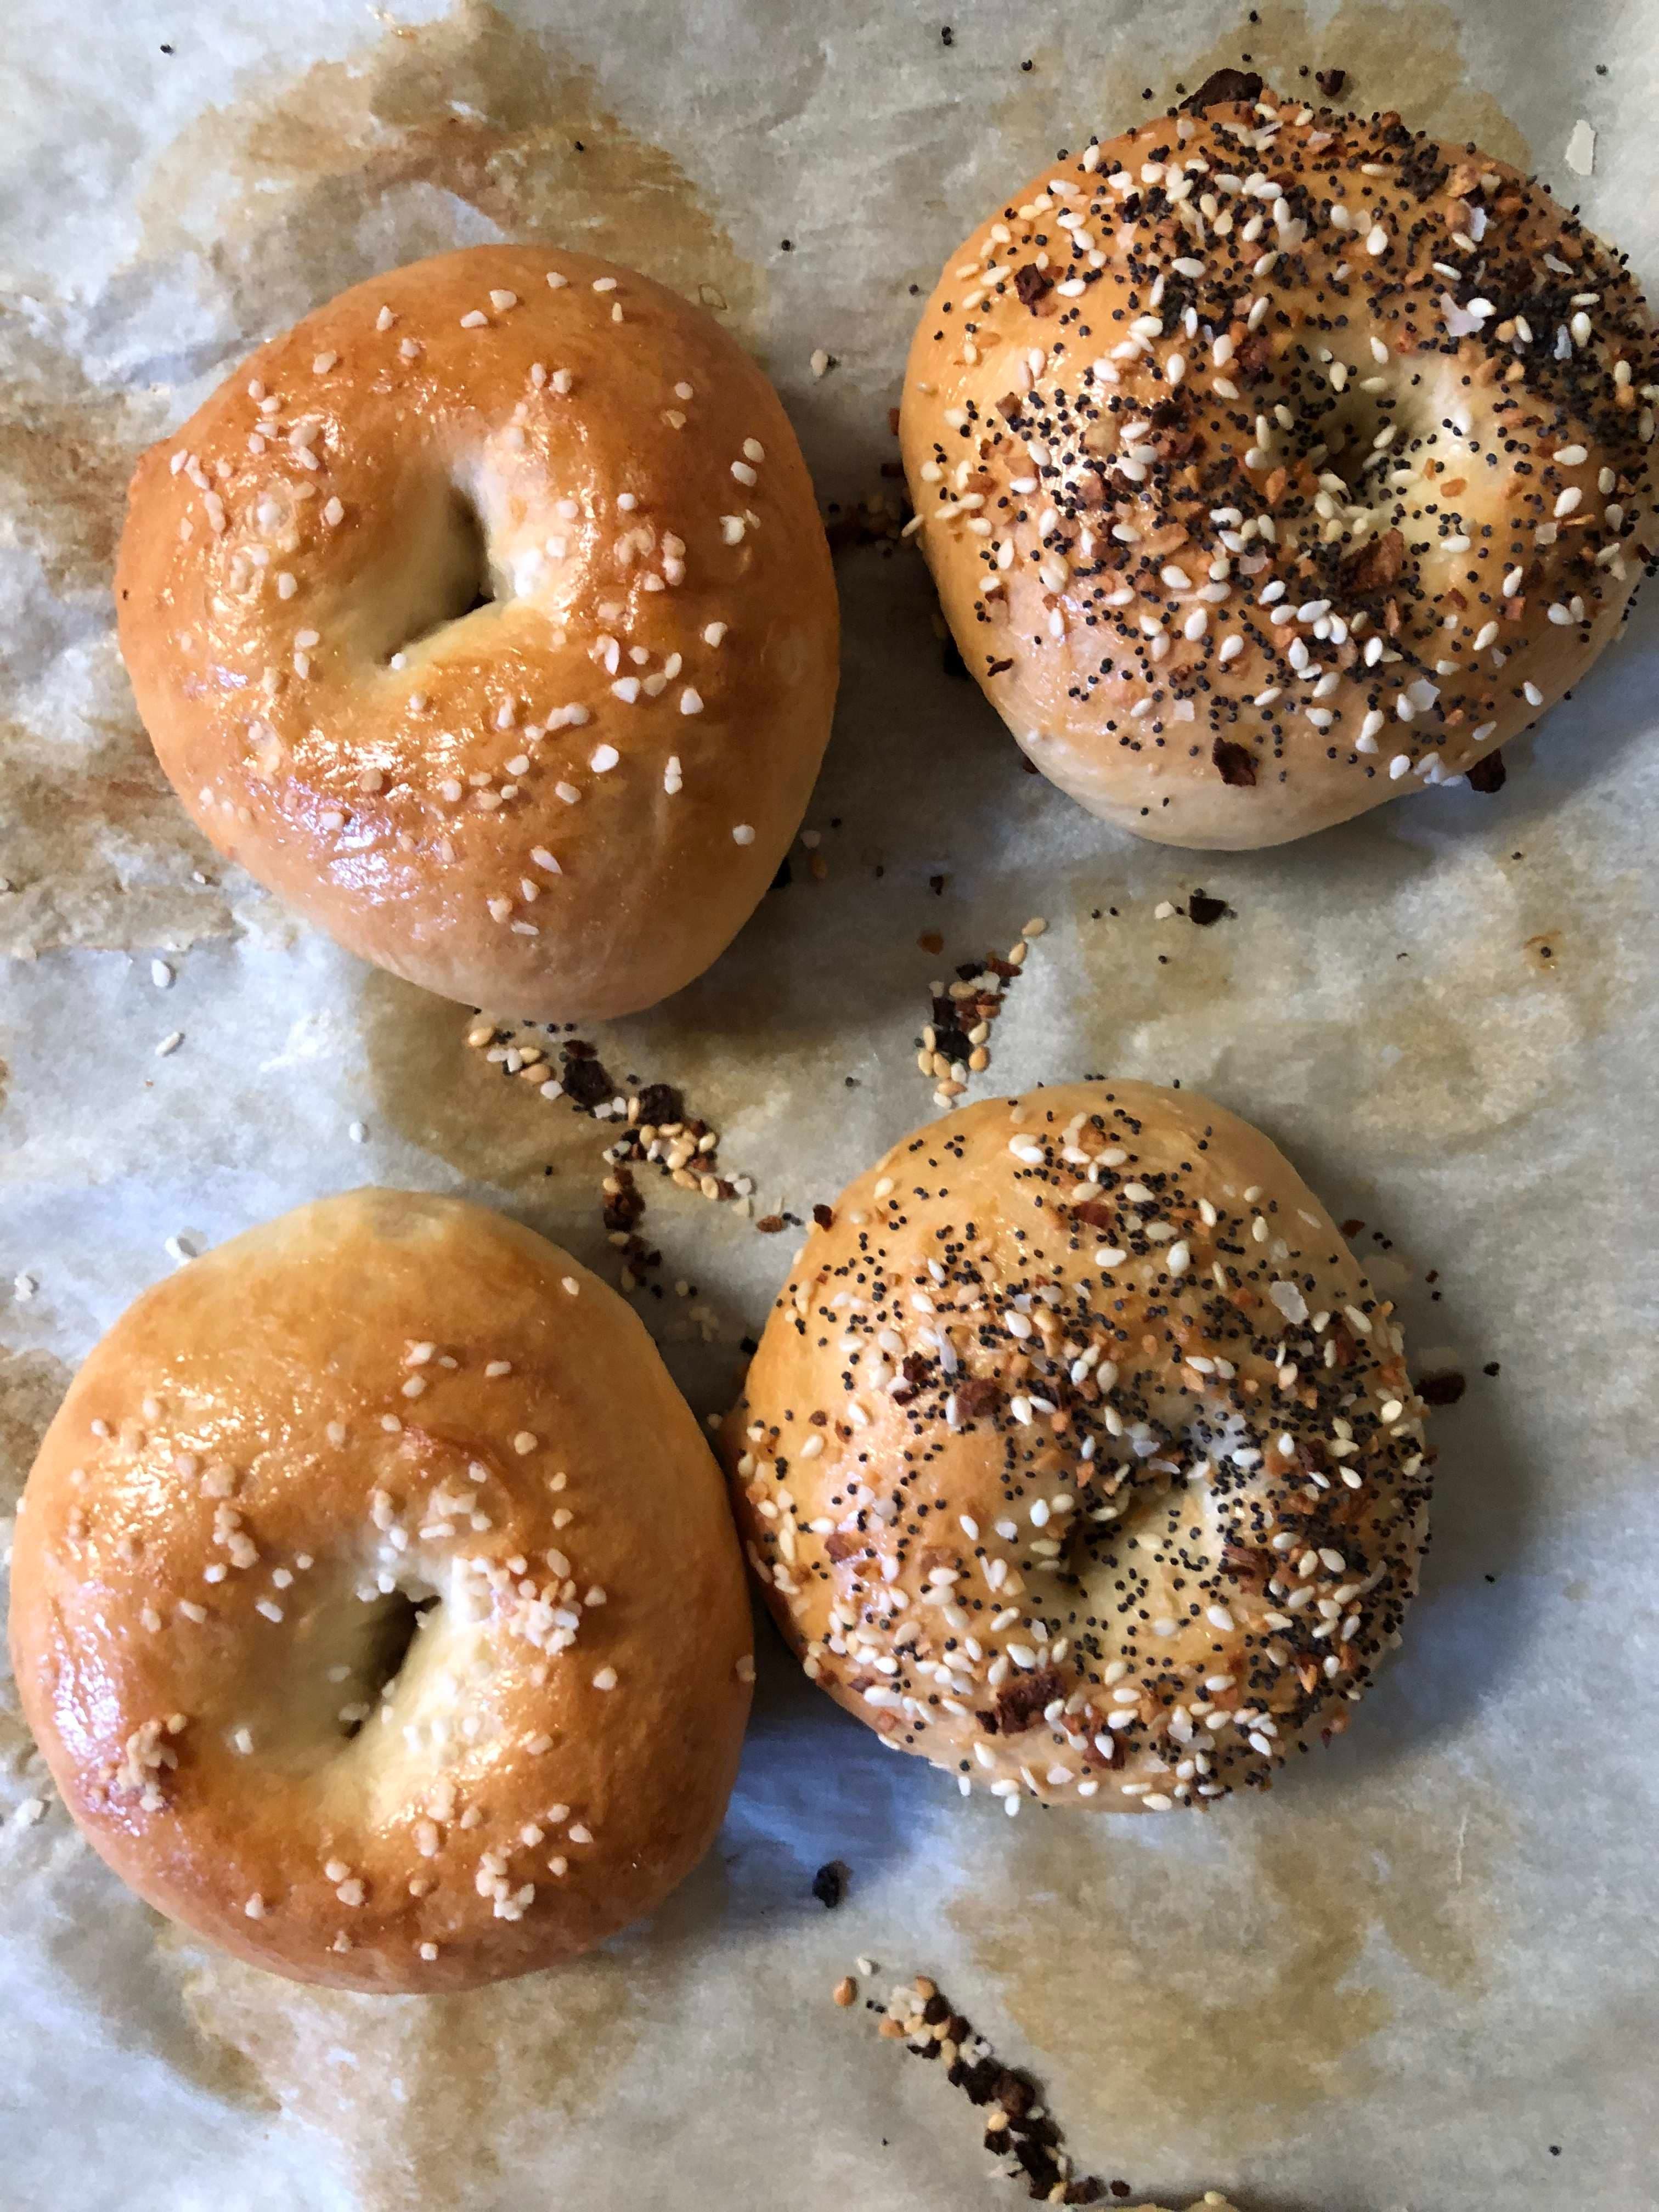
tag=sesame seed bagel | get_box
[8,1189,752,1991]
[724,1082,1429,1814]
[115,245,839,1019]
[900,74,1657,847]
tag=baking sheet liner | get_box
[2,2,1655,2206]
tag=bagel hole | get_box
[1293,367,1410,513]
[1317,398,1393,502]
[383,486,494,663]
[343,1586,441,1736]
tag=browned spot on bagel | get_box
[1211,738,1259,788]
[951,1376,1003,1421]
[1220,1542,1271,1588]
[1012,263,1053,309]
[1342,526,1406,596]
[1068,1198,1117,1232]
[991,1665,1064,1736]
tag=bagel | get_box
[115,245,839,1020]
[7,1190,752,1991]
[900,73,1657,847]
[724,1082,1429,1813]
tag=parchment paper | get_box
[2,2,1656,2208]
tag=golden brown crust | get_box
[8,1190,752,1991]
[116,246,838,1019]
[723,1083,1429,1813]
[901,84,1657,848]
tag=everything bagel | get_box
[724,1082,1430,1813]
[8,1190,752,1991]
[901,74,1657,847]
[116,246,839,1019]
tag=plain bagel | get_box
[8,1189,752,1991]
[901,73,1657,847]
[116,245,839,1020]
[724,1082,1430,1813]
